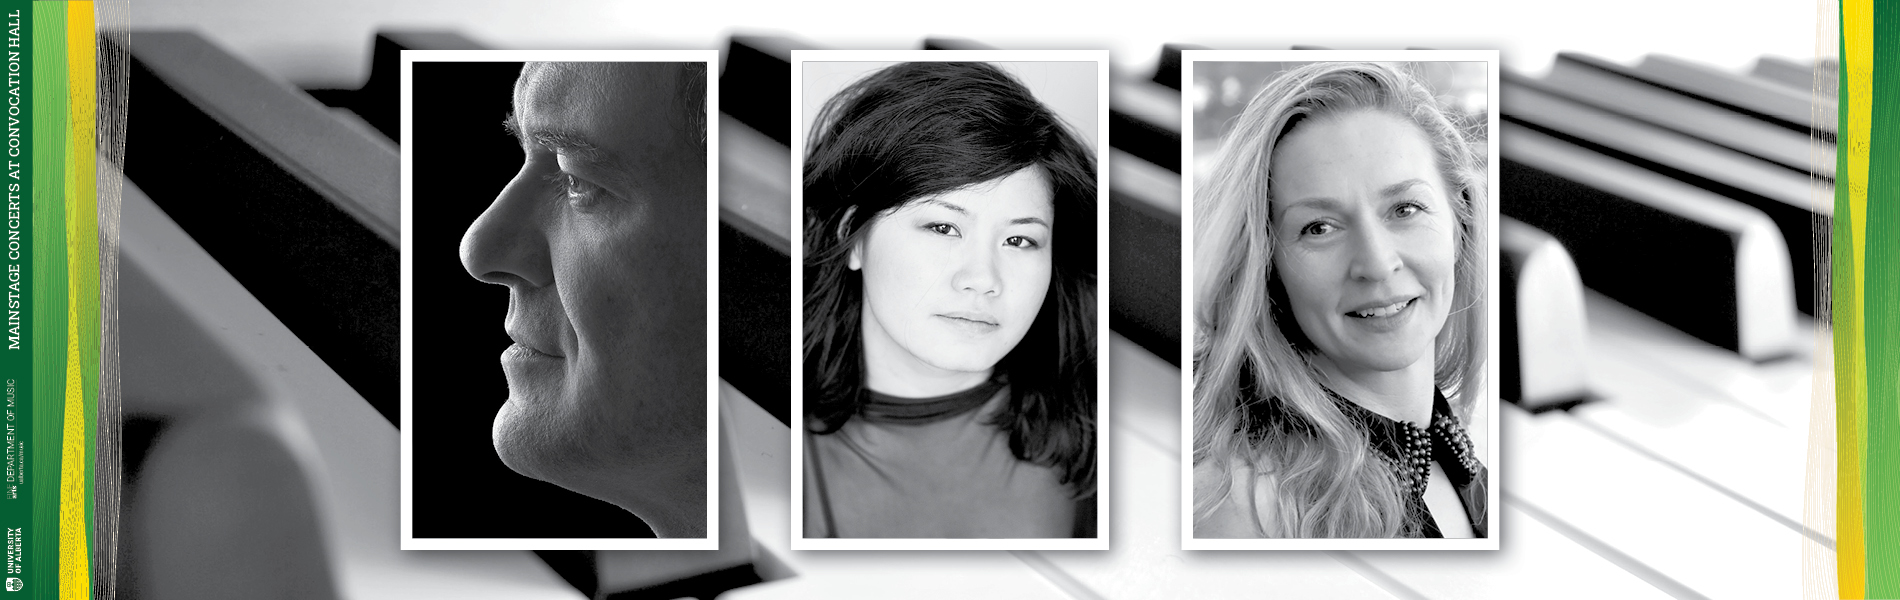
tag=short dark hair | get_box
[802,61,1097,494]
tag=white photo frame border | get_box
[1178,48,1502,551]
[399,49,722,551]
[790,49,1113,552]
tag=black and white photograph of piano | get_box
[792,53,1111,550]
[1183,52,1501,548]
[399,51,723,550]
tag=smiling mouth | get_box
[1348,297,1419,319]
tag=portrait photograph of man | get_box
[399,51,718,549]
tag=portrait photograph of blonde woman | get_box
[1183,51,1499,549]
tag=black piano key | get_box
[723,35,811,146]
[1540,52,1825,180]
[123,30,399,424]
[306,30,487,143]
[1499,216,1592,411]
[1501,122,1797,360]
[1110,65,1183,173]
[1502,72,1828,316]
[1152,43,1205,91]
[1633,54,1834,139]
[716,36,800,424]
[1109,153,1182,366]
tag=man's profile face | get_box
[459,62,706,493]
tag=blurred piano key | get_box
[1501,72,1830,315]
[1499,216,1592,410]
[723,35,812,145]
[1502,405,1805,599]
[1345,505,1672,600]
[1631,54,1836,139]
[121,179,581,600]
[306,30,488,143]
[1150,43,1206,91]
[1540,52,1829,180]
[1500,122,1798,361]
[123,30,399,424]
[1751,56,1838,98]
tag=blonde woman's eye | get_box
[1393,202,1425,218]
[925,222,961,237]
[1005,235,1041,249]
[1300,221,1335,237]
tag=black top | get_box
[1237,365,1489,538]
[1327,387,1489,538]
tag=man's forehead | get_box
[510,62,684,149]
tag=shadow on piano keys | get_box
[117,29,1832,599]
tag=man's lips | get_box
[505,330,565,358]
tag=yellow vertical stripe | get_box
[1841,0,1873,597]
[55,4,92,599]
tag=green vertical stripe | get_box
[25,1,54,595]
[0,0,22,592]
[1867,0,1900,594]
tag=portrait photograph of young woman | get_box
[1182,51,1500,549]
[792,52,1109,550]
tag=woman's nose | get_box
[460,168,554,289]
[1346,225,1403,281]
[951,243,1002,296]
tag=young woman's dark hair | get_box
[803,61,1097,494]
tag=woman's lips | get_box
[936,312,1001,334]
[1346,297,1419,319]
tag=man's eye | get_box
[924,222,960,237]
[545,172,603,208]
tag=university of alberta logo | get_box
[4,577,19,592]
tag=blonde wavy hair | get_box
[1192,62,1488,537]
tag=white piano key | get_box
[1346,504,1671,600]
[1111,331,1180,452]
[1048,341,1390,599]
[123,180,580,599]
[1051,435,1392,600]
[719,114,793,251]
[1500,217,1592,409]
[1581,291,1814,431]
[1504,405,1805,599]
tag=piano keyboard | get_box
[116,26,1827,600]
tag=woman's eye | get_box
[1005,235,1041,249]
[1300,221,1335,237]
[1392,201,1426,219]
[925,222,961,237]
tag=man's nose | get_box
[461,167,553,288]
